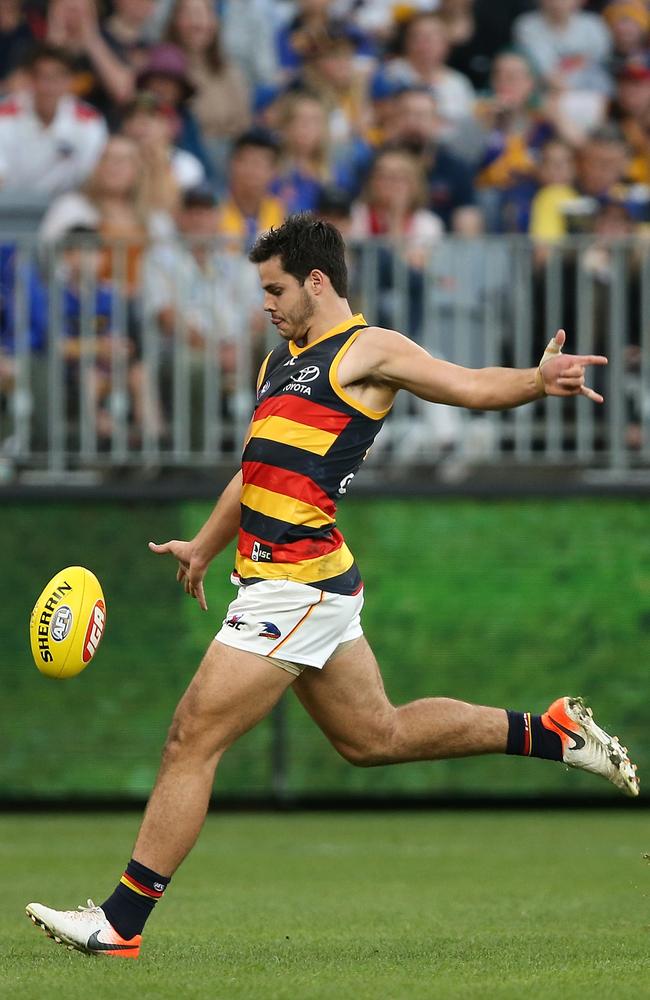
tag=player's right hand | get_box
[148,539,209,611]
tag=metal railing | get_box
[0,234,648,479]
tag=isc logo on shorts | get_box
[251,540,273,562]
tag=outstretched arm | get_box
[365,328,607,410]
[148,470,242,611]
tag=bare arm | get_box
[148,470,242,610]
[361,328,607,410]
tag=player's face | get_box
[259,257,315,342]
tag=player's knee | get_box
[162,706,229,764]
[333,713,398,767]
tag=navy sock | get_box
[101,859,170,940]
[506,710,563,761]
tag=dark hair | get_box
[249,213,348,297]
[232,127,280,159]
[23,43,75,74]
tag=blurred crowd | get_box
[0,0,648,453]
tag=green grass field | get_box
[3,811,650,999]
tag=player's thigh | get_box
[292,636,395,759]
[170,639,295,754]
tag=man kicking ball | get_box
[27,214,639,958]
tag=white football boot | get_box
[543,696,639,797]
[26,899,141,958]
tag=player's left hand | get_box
[538,329,608,403]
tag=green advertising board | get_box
[1,498,647,800]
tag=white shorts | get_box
[215,578,364,671]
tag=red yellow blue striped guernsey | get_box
[236,314,391,595]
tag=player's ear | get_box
[308,269,326,296]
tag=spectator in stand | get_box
[221,0,278,87]
[442,0,537,92]
[51,226,148,444]
[0,0,39,86]
[364,73,403,148]
[314,183,428,344]
[0,44,107,196]
[385,84,479,232]
[475,51,556,231]
[603,0,649,73]
[143,184,264,443]
[542,124,645,236]
[382,12,476,139]
[101,0,158,78]
[350,145,443,267]
[45,0,135,122]
[271,90,331,213]
[217,129,285,250]
[165,0,251,179]
[529,137,578,239]
[271,88,363,212]
[512,0,612,131]
[277,0,374,79]
[121,90,204,195]
[299,21,373,158]
[40,134,173,297]
[610,55,650,185]
[136,42,214,183]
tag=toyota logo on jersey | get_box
[290,366,320,383]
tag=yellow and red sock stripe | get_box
[119,872,165,899]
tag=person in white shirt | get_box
[0,44,107,197]
[513,0,613,130]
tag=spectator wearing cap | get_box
[365,73,403,147]
[611,56,650,185]
[165,0,251,181]
[45,0,136,123]
[217,129,285,250]
[298,21,374,150]
[603,1,649,73]
[0,44,107,196]
[382,12,476,140]
[513,0,613,132]
[277,0,374,79]
[121,91,204,197]
[137,42,214,183]
[385,85,479,232]
[143,183,264,444]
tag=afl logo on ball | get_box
[291,366,320,383]
[50,605,73,642]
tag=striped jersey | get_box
[235,313,390,595]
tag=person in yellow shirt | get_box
[217,129,285,250]
[529,137,579,240]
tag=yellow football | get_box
[29,566,106,678]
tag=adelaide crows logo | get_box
[258,621,281,640]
